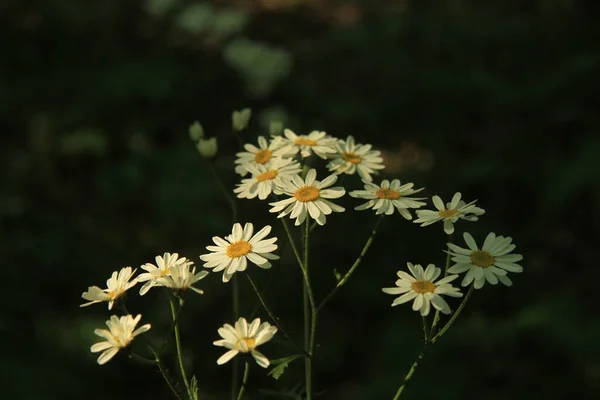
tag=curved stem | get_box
[236,361,250,400]
[430,232,454,335]
[317,215,383,312]
[245,272,309,357]
[207,162,237,222]
[169,294,193,399]
[431,285,474,344]
[391,344,428,400]
[148,346,186,400]
[302,218,314,400]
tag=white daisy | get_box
[234,136,294,176]
[447,232,523,289]
[137,252,192,295]
[282,128,337,159]
[234,157,301,200]
[382,263,463,316]
[90,314,151,365]
[349,179,426,219]
[269,169,345,226]
[326,136,385,182]
[213,317,277,368]
[153,262,208,295]
[199,223,279,283]
[413,192,485,234]
[81,267,138,310]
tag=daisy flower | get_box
[90,314,151,365]
[234,136,294,176]
[447,232,523,289]
[199,223,279,283]
[349,179,426,219]
[382,263,463,316]
[234,157,301,200]
[269,169,345,226]
[213,317,277,368]
[138,252,192,295]
[81,267,138,310]
[154,262,208,295]
[282,129,337,159]
[326,136,385,182]
[413,192,485,234]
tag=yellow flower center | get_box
[470,250,495,268]
[256,170,278,182]
[254,149,272,164]
[294,186,320,202]
[411,280,436,294]
[295,137,317,146]
[438,208,458,218]
[376,187,401,200]
[226,241,252,258]
[236,337,256,352]
[342,151,361,164]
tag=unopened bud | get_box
[232,108,252,132]
[196,137,217,159]
[189,121,204,141]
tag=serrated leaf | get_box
[190,375,199,400]
[267,354,301,380]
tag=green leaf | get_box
[267,354,301,380]
[333,269,342,282]
[190,375,199,400]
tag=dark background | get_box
[3,0,599,399]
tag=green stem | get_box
[245,272,308,356]
[431,285,474,344]
[148,346,186,400]
[391,344,428,400]
[231,275,240,399]
[280,218,315,308]
[207,162,237,222]
[303,218,314,400]
[236,361,250,400]
[169,294,193,399]
[317,215,383,312]
[430,232,454,335]
[421,316,429,344]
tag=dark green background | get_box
[3,0,599,399]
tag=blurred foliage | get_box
[1,0,599,399]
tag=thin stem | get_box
[207,162,237,222]
[231,275,240,399]
[421,316,429,344]
[129,351,158,365]
[236,361,250,400]
[317,216,383,312]
[169,294,193,399]
[280,218,315,308]
[303,218,314,400]
[245,272,309,357]
[148,346,186,400]
[391,344,428,400]
[430,232,454,335]
[431,285,474,344]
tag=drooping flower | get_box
[138,252,193,295]
[234,157,301,200]
[154,262,208,295]
[213,317,277,368]
[327,136,385,182]
[90,314,151,365]
[200,223,279,282]
[382,263,463,316]
[349,179,426,219]
[413,192,485,234]
[447,232,523,289]
[281,129,337,159]
[81,267,138,310]
[269,169,345,226]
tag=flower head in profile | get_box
[81,267,138,310]
[382,263,462,316]
[213,317,277,368]
[234,136,294,176]
[327,136,385,182]
[138,252,193,295]
[282,129,337,159]
[447,232,523,289]
[90,314,151,365]
[234,157,302,200]
[154,262,208,295]
[269,169,345,226]
[200,223,279,283]
[350,179,426,219]
[414,192,485,234]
